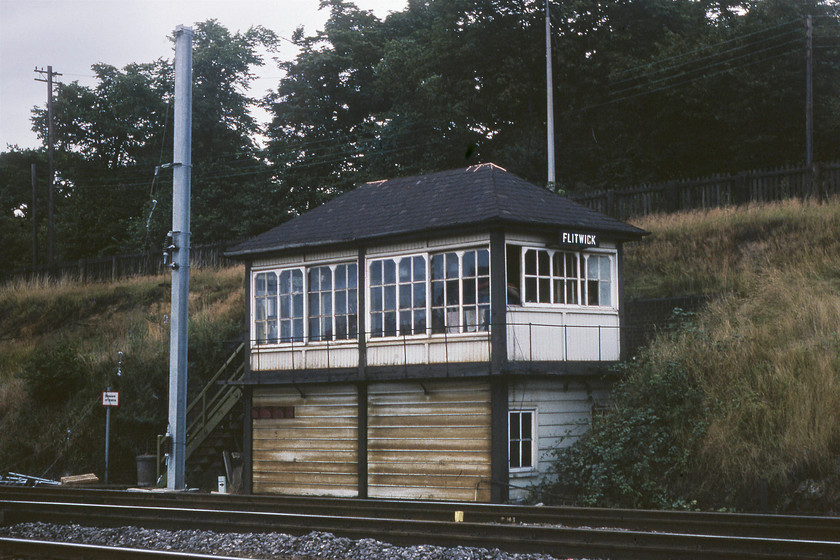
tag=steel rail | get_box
[0,537,248,560]
[1,499,840,560]
[1,486,839,541]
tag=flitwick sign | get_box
[558,231,599,248]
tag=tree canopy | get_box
[2,1,840,273]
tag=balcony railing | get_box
[249,320,626,373]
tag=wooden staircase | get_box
[156,342,247,489]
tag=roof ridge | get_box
[487,163,503,219]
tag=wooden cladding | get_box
[252,385,358,497]
[251,380,492,502]
[367,381,492,502]
[251,406,295,419]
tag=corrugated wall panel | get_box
[367,380,492,502]
[252,385,358,497]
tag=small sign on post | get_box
[102,391,119,407]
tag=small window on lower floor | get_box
[509,409,535,472]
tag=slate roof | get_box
[226,163,647,259]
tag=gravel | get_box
[0,522,574,560]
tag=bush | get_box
[537,355,707,509]
[19,341,87,404]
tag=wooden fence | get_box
[2,241,237,286]
[6,161,840,286]
[569,161,840,220]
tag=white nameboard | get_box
[102,391,120,407]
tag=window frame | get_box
[368,253,427,339]
[508,408,537,474]
[251,261,359,346]
[430,248,491,335]
[514,245,617,310]
[366,245,491,341]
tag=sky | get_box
[0,0,406,151]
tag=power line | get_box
[605,36,802,99]
[606,28,801,92]
[583,45,801,112]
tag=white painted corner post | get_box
[167,24,193,490]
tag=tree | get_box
[0,149,47,271]
[27,20,279,263]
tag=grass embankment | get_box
[0,267,244,483]
[543,198,840,512]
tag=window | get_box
[370,255,426,338]
[586,254,612,307]
[509,410,535,471]
[554,252,580,305]
[254,272,278,344]
[511,245,613,308]
[254,263,357,345]
[254,269,304,344]
[278,269,304,342]
[308,263,358,342]
[333,263,359,340]
[431,249,490,333]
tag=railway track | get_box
[1,487,839,559]
[0,537,246,559]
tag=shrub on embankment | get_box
[0,267,244,483]
[539,198,840,513]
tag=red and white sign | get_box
[102,391,119,407]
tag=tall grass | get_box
[545,197,840,511]
[625,198,840,298]
[0,266,244,481]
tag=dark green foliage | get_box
[19,341,87,404]
[538,357,708,509]
[5,2,840,275]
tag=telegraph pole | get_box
[545,0,556,187]
[34,66,61,267]
[167,25,193,491]
[31,164,38,267]
[805,15,813,166]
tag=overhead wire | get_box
[583,45,802,111]
[605,36,802,100]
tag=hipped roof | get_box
[226,163,647,259]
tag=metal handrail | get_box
[249,321,624,369]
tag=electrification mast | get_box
[167,25,193,490]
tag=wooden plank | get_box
[252,471,358,485]
[250,461,356,474]
[367,462,491,476]
[369,473,489,488]
[368,485,490,502]
[61,473,99,485]
[254,482,358,498]
[254,449,357,463]
[253,438,357,452]
[368,413,489,428]
[369,403,490,417]
[368,451,490,464]
[368,437,490,452]
[368,425,489,440]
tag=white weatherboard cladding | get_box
[505,233,617,251]
[366,335,490,367]
[367,234,490,257]
[507,378,609,503]
[251,249,357,271]
[252,385,358,497]
[250,344,359,371]
[507,308,620,362]
[367,380,492,502]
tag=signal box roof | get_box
[226,163,647,259]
